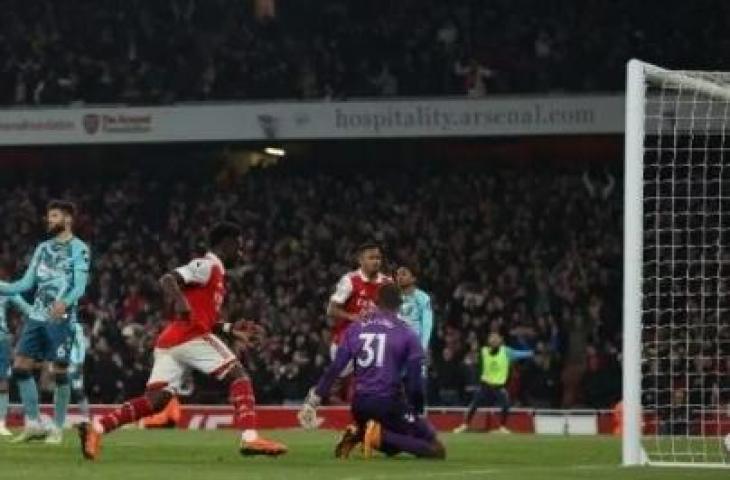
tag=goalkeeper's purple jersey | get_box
[316,309,425,399]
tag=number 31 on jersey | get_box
[357,333,386,368]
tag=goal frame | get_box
[623,59,730,468]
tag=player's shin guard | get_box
[53,373,71,429]
[13,369,40,422]
[97,396,155,434]
[229,377,256,432]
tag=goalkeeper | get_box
[298,284,445,459]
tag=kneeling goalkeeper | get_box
[299,284,445,459]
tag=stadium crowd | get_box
[0,159,624,408]
[0,0,727,105]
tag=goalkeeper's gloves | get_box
[297,388,324,430]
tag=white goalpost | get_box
[624,59,730,467]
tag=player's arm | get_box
[326,302,358,321]
[506,346,535,362]
[214,319,265,349]
[54,243,91,319]
[159,271,192,317]
[161,256,216,317]
[418,291,434,350]
[159,257,212,317]
[8,295,32,317]
[314,341,354,399]
[298,337,354,429]
[297,341,352,429]
[326,274,357,321]
[70,324,86,365]
[0,246,41,295]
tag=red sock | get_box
[229,378,256,430]
[99,396,155,433]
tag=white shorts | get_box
[330,342,354,377]
[148,334,237,394]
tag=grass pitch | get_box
[0,428,728,480]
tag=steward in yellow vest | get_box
[454,332,534,434]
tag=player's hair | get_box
[377,284,402,311]
[209,222,241,247]
[356,241,382,255]
[47,199,77,217]
[397,261,420,278]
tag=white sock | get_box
[242,429,258,442]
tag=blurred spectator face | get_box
[672,389,686,405]
[358,247,382,276]
[442,347,454,362]
[395,266,416,289]
[488,332,503,349]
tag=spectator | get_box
[0,156,622,406]
[432,347,466,406]
[521,342,560,408]
[454,58,495,97]
[1,0,729,105]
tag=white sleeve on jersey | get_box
[176,258,214,285]
[330,274,353,304]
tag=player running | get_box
[326,242,390,401]
[77,222,287,460]
[299,284,445,459]
[453,332,534,434]
[68,322,90,422]
[0,200,91,444]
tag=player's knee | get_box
[221,362,247,384]
[54,372,69,386]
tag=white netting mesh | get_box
[641,69,730,465]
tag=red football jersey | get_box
[156,252,226,348]
[329,269,391,344]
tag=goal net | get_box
[624,59,730,467]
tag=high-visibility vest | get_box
[481,346,509,386]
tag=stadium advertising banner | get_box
[0,95,623,145]
[22,405,619,434]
